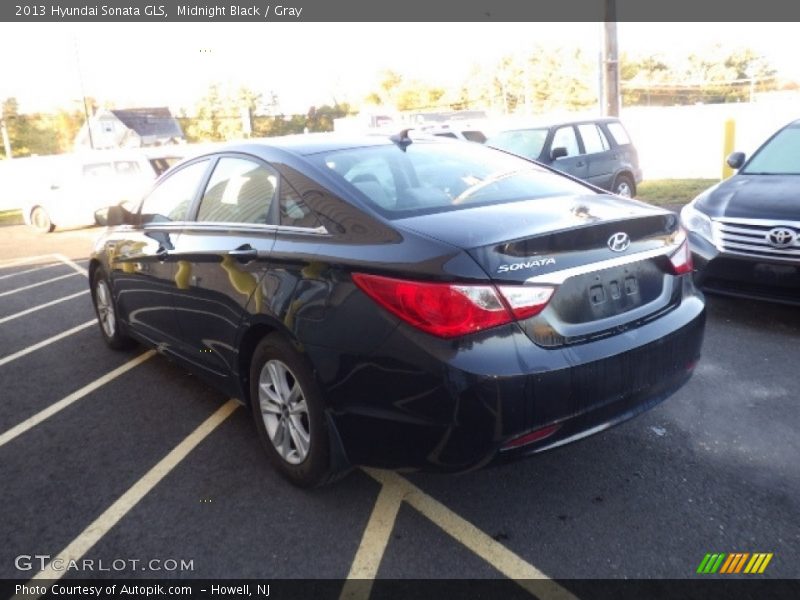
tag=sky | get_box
[1,22,799,115]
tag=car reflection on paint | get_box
[89,132,705,487]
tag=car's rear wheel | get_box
[91,270,135,350]
[612,174,636,198]
[250,334,333,487]
[30,206,54,233]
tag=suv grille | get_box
[713,218,800,261]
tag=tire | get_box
[30,206,54,233]
[612,174,636,198]
[249,334,335,487]
[91,269,136,350]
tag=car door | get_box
[169,154,278,380]
[576,122,617,190]
[111,158,212,353]
[546,125,589,182]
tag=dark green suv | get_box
[486,117,642,197]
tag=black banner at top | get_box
[2,0,800,22]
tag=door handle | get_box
[155,246,169,261]
[228,244,259,263]
[575,161,585,167]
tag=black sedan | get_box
[90,133,705,487]
[681,119,800,305]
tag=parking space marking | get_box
[0,254,59,269]
[0,320,95,368]
[0,262,63,281]
[361,469,578,600]
[0,290,89,324]
[0,350,156,449]
[23,399,239,591]
[340,479,406,600]
[53,253,89,277]
[0,272,82,298]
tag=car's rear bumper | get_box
[317,281,705,472]
[690,232,800,306]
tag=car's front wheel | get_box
[91,270,135,350]
[30,206,54,233]
[612,174,636,198]
[249,334,334,487]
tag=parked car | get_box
[418,123,488,143]
[20,147,185,233]
[681,119,800,305]
[89,133,705,487]
[485,117,642,197]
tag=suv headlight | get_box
[680,203,713,242]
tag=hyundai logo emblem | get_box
[607,232,630,252]
[766,227,796,249]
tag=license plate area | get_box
[552,261,666,324]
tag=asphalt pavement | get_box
[0,224,797,597]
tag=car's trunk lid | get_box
[396,194,685,346]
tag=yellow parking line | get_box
[0,350,156,449]
[0,290,89,324]
[22,400,238,594]
[0,320,95,368]
[0,272,81,298]
[340,479,406,600]
[362,469,578,600]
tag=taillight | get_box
[352,273,553,338]
[668,239,693,275]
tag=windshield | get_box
[742,125,800,175]
[311,140,590,218]
[485,128,549,160]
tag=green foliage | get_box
[1,97,83,158]
[621,45,779,106]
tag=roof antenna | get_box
[389,128,413,151]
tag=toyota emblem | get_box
[766,227,796,249]
[607,232,630,252]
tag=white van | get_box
[18,148,185,232]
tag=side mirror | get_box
[726,151,746,170]
[551,146,568,160]
[96,205,134,227]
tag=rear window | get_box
[311,140,591,218]
[742,125,800,175]
[605,121,632,146]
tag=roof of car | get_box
[493,116,623,132]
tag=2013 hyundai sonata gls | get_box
[90,133,706,486]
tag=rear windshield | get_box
[485,128,548,160]
[742,125,800,175]
[310,140,590,218]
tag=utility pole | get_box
[74,38,94,149]
[602,0,620,117]
[1,114,11,159]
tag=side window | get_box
[606,122,632,146]
[551,126,580,157]
[139,160,209,224]
[83,162,115,177]
[577,124,610,154]
[279,180,321,228]
[197,157,276,225]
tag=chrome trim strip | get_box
[714,248,800,264]
[713,216,800,229]
[524,245,674,285]
[144,222,329,236]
